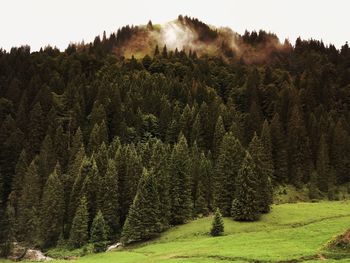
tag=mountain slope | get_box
[43,201,350,263]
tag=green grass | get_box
[2,201,350,262]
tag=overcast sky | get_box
[1,0,349,51]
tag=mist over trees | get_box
[0,17,350,253]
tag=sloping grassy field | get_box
[2,201,350,262]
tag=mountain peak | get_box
[107,16,291,63]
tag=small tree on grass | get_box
[90,210,108,252]
[210,208,224,236]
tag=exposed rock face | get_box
[22,249,53,261]
[7,243,52,262]
[106,242,122,252]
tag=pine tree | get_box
[331,120,349,183]
[231,152,260,221]
[88,124,100,155]
[214,132,245,216]
[260,120,274,182]
[10,149,28,216]
[308,170,321,200]
[316,134,330,192]
[55,124,68,170]
[17,159,41,243]
[99,159,120,238]
[69,196,89,248]
[248,133,273,213]
[287,105,311,187]
[37,134,56,188]
[150,140,170,230]
[81,157,100,228]
[117,144,143,224]
[90,210,108,252]
[40,167,65,248]
[95,142,108,177]
[67,155,90,234]
[199,152,213,211]
[194,181,209,216]
[0,177,14,257]
[210,208,224,236]
[169,134,192,224]
[179,104,193,143]
[270,113,288,183]
[0,195,15,257]
[27,103,46,158]
[245,101,263,143]
[0,115,24,203]
[69,127,83,165]
[121,168,161,244]
[213,116,225,160]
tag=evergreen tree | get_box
[316,134,330,192]
[213,116,225,160]
[331,120,350,183]
[308,170,321,200]
[10,149,28,215]
[90,210,108,252]
[260,120,274,182]
[248,133,273,213]
[231,152,260,221]
[55,124,68,170]
[40,167,65,247]
[37,134,56,188]
[81,157,100,228]
[179,104,193,143]
[214,132,245,216]
[199,152,213,211]
[287,105,311,187]
[194,181,209,216]
[210,208,224,236]
[67,155,90,234]
[96,142,108,177]
[121,168,161,244]
[69,127,83,165]
[27,103,46,158]
[99,159,120,238]
[17,159,41,243]
[0,177,15,257]
[117,144,142,224]
[69,196,89,248]
[169,134,192,224]
[270,113,288,183]
[150,140,170,230]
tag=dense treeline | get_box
[0,23,350,254]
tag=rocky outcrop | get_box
[22,249,53,261]
[7,243,52,262]
[106,242,122,252]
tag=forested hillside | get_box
[0,16,350,255]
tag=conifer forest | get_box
[0,15,350,261]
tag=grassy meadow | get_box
[14,201,349,262]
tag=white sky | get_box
[1,0,349,51]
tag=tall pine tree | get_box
[231,152,260,221]
[214,132,245,216]
[169,134,192,224]
[121,168,161,244]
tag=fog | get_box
[0,0,348,51]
